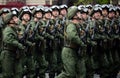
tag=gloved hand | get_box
[91,41,97,46]
[18,43,25,50]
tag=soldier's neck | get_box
[34,18,39,22]
[22,21,28,25]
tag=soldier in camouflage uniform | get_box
[80,7,97,78]
[1,12,25,78]
[18,9,35,78]
[107,7,120,78]
[44,5,60,78]
[56,6,86,78]
[0,8,10,75]
[91,7,111,78]
[56,4,68,75]
[30,7,48,78]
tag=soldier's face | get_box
[10,16,18,25]
[12,16,19,24]
[22,14,30,22]
[52,10,59,17]
[77,12,82,19]
[93,12,101,19]
[60,9,67,16]
[116,11,119,17]
[45,12,52,19]
[88,9,92,14]
[81,13,88,20]
[102,9,108,17]
[108,12,115,18]
[35,12,42,19]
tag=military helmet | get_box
[32,7,44,15]
[51,5,59,11]
[109,7,116,12]
[101,4,109,9]
[19,6,29,15]
[94,4,101,7]
[90,7,102,16]
[109,7,116,14]
[79,5,86,9]
[108,4,113,8]
[37,5,44,8]
[3,12,17,24]
[43,7,52,13]
[86,4,92,9]
[81,8,89,14]
[116,6,120,11]
[12,10,18,17]
[60,4,68,9]
[19,9,32,20]
[11,8,19,16]
[67,6,78,20]
[78,6,82,11]
[0,8,10,16]
[21,6,29,10]
[11,7,19,14]
[29,6,36,11]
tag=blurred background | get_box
[0,0,120,9]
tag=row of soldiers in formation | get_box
[0,4,120,78]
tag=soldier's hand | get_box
[81,44,87,48]
[103,39,107,42]
[18,43,25,50]
[91,41,97,46]
[32,43,35,46]
[50,36,54,40]
[100,36,105,39]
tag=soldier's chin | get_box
[15,23,19,25]
[25,19,30,22]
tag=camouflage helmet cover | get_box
[67,6,78,20]
[3,12,15,24]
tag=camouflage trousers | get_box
[0,50,23,78]
[56,47,86,78]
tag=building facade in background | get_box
[0,0,120,9]
[0,0,59,8]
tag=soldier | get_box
[18,9,35,78]
[0,8,10,52]
[0,8,10,75]
[107,7,120,78]
[1,12,24,78]
[56,4,68,75]
[101,4,109,18]
[45,5,60,78]
[56,6,86,78]
[80,7,96,78]
[91,7,110,78]
[59,4,68,18]
[30,7,48,78]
